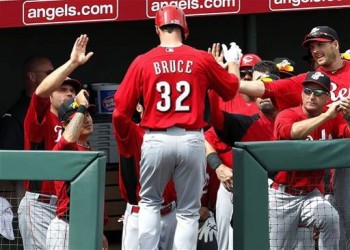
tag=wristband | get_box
[76,105,87,114]
[207,152,222,170]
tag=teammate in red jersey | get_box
[19,34,93,249]
[205,61,280,250]
[270,71,350,249]
[113,6,240,250]
[239,25,350,248]
[112,100,177,250]
[46,90,108,250]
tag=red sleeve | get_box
[208,90,224,130]
[113,56,143,139]
[274,108,303,140]
[263,73,305,111]
[24,93,51,149]
[112,113,144,157]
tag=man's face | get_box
[80,113,93,136]
[302,82,329,116]
[63,112,93,138]
[50,84,76,112]
[309,41,338,67]
[240,66,253,81]
[256,97,276,114]
[30,59,54,88]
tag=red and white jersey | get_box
[114,45,238,133]
[24,93,63,195]
[273,105,350,191]
[263,60,350,110]
[112,113,177,205]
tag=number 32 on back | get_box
[156,81,190,112]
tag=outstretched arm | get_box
[239,79,265,97]
[36,34,94,98]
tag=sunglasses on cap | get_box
[342,53,350,60]
[276,63,294,73]
[240,69,253,78]
[304,31,336,42]
[303,87,328,97]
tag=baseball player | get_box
[271,71,350,249]
[113,6,240,250]
[45,90,108,250]
[19,34,92,249]
[208,43,260,115]
[205,61,280,250]
[238,25,350,248]
[112,100,177,250]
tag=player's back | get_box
[138,45,237,130]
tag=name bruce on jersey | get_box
[153,60,193,75]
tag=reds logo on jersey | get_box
[330,82,350,101]
[54,125,64,143]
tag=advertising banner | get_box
[0,0,349,28]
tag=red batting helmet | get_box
[155,5,189,40]
[240,54,261,68]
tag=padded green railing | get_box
[0,150,106,249]
[233,139,350,250]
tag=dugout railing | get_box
[233,138,350,250]
[0,150,106,249]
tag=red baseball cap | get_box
[302,26,339,48]
[240,54,261,68]
[62,77,81,94]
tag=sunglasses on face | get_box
[240,69,253,78]
[305,31,336,42]
[303,87,328,97]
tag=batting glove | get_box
[221,42,243,64]
[198,211,217,243]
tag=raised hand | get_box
[221,42,242,64]
[208,43,226,68]
[70,34,94,65]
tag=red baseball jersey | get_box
[263,60,350,110]
[52,138,86,219]
[114,45,239,136]
[24,93,63,195]
[273,105,350,191]
[204,103,276,201]
[112,112,177,205]
[219,93,259,115]
[52,138,108,225]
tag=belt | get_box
[271,182,309,196]
[131,202,175,216]
[147,127,202,132]
[37,195,52,204]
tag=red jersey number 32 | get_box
[156,81,190,112]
